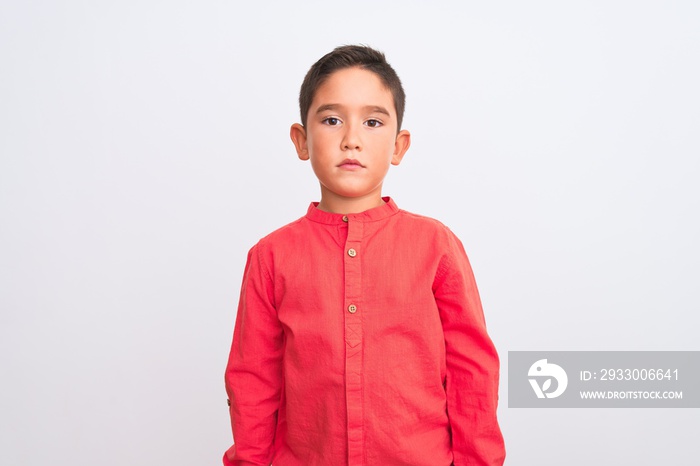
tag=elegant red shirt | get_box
[224,197,505,466]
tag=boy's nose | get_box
[341,125,362,151]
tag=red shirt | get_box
[224,198,505,465]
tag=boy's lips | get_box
[338,158,364,170]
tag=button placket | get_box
[343,217,364,465]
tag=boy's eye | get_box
[322,117,341,126]
[365,119,382,128]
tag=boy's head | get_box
[290,45,411,214]
[298,45,406,131]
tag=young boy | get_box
[224,45,505,466]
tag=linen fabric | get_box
[224,197,505,466]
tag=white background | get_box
[1,1,698,464]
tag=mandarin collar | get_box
[305,197,399,225]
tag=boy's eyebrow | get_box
[315,104,391,117]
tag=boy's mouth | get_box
[338,158,364,169]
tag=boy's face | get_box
[290,67,410,211]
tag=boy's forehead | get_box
[310,67,395,114]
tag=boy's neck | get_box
[316,190,386,214]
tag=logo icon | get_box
[528,359,568,399]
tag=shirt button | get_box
[342,215,348,222]
[348,304,357,313]
[347,248,357,257]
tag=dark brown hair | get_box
[298,45,406,131]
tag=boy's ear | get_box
[290,123,309,161]
[391,129,411,166]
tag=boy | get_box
[224,45,505,466]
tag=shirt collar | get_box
[305,196,400,225]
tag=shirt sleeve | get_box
[223,244,284,466]
[432,230,506,466]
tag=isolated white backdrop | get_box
[1,1,698,465]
